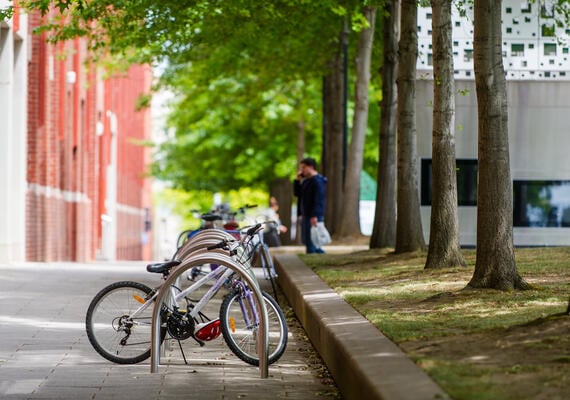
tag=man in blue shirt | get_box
[294,157,327,254]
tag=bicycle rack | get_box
[150,232,269,378]
[174,228,237,261]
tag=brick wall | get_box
[26,11,152,262]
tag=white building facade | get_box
[0,4,28,261]
[416,0,570,246]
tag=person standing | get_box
[294,157,327,254]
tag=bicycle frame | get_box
[123,264,231,325]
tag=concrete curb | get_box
[275,253,449,400]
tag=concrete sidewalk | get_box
[0,261,338,399]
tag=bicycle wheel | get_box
[219,290,287,366]
[86,281,165,364]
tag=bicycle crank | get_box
[166,309,195,340]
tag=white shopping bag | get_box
[310,222,331,247]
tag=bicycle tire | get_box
[219,290,287,366]
[85,281,165,364]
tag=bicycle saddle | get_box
[146,260,181,274]
[201,213,222,222]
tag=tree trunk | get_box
[322,27,347,236]
[468,0,528,290]
[338,7,376,240]
[395,0,425,253]
[424,0,466,269]
[270,178,293,245]
[371,0,398,249]
[294,118,305,244]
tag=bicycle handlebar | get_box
[246,223,263,237]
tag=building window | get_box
[511,43,525,56]
[426,13,432,19]
[521,2,532,13]
[513,181,570,227]
[544,43,557,56]
[428,53,433,66]
[529,43,535,49]
[506,7,512,13]
[421,159,478,207]
[507,27,513,33]
[542,24,555,37]
[541,4,554,18]
[455,21,461,27]
[464,49,474,62]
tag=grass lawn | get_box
[301,246,570,400]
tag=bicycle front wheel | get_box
[219,290,288,366]
[86,281,164,364]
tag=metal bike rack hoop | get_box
[173,229,237,261]
[150,249,269,378]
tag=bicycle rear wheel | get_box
[86,281,165,364]
[219,290,287,366]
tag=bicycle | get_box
[85,225,288,367]
[177,207,280,301]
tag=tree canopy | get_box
[5,0,381,194]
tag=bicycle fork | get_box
[235,282,260,330]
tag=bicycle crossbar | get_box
[150,239,269,378]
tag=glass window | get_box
[513,181,570,227]
[544,43,557,55]
[542,24,555,37]
[512,43,525,56]
[464,49,474,62]
[421,159,478,206]
[541,4,554,18]
[521,2,532,13]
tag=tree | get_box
[370,0,398,249]
[424,0,466,269]
[337,6,376,239]
[153,73,322,193]
[15,0,382,235]
[468,0,528,289]
[322,24,348,236]
[395,0,425,253]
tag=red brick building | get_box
[0,6,153,262]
